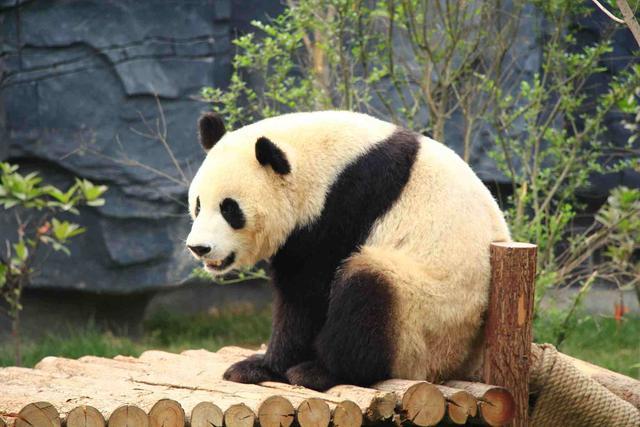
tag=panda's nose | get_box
[188,245,211,257]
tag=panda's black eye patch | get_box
[195,196,201,217]
[220,198,245,229]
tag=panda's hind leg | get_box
[312,251,399,387]
[313,245,483,387]
[283,259,395,390]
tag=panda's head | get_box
[186,113,296,275]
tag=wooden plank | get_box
[483,242,536,427]
[179,347,397,422]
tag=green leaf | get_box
[13,240,28,262]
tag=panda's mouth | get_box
[204,252,236,272]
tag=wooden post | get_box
[483,242,537,427]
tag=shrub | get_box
[0,162,107,365]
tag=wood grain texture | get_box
[374,379,445,426]
[296,398,331,427]
[15,402,60,427]
[107,405,148,427]
[483,242,536,427]
[148,399,184,427]
[446,381,515,426]
[436,385,477,425]
[65,405,106,427]
[223,404,255,427]
[257,396,294,427]
[189,402,223,427]
[331,401,362,427]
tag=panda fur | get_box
[186,110,511,390]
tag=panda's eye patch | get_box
[195,196,201,217]
[220,198,245,229]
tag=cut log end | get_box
[479,387,516,426]
[16,401,61,427]
[365,392,396,422]
[190,402,224,427]
[257,395,295,427]
[65,405,106,427]
[296,398,331,427]
[400,382,446,426]
[149,399,185,427]
[331,401,363,427]
[108,405,149,427]
[445,382,515,427]
[437,387,477,425]
[224,403,256,427]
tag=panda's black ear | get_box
[198,112,226,151]
[255,137,291,175]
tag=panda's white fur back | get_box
[363,136,510,379]
[188,110,511,387]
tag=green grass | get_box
[1,306,638,380]
[0,306,272,368]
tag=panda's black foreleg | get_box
[223,291,321,384]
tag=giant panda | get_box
[186,110,511,391]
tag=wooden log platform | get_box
[0,346,515,427]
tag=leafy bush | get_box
[0,162,107,365]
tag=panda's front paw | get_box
[223,354,285,384]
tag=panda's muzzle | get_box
[204,252,236,271]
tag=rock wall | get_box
[0,0,237,292]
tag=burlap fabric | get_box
[530,343,640,426]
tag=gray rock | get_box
[0,0,233,292]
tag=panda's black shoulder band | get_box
[255,137,291,175]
